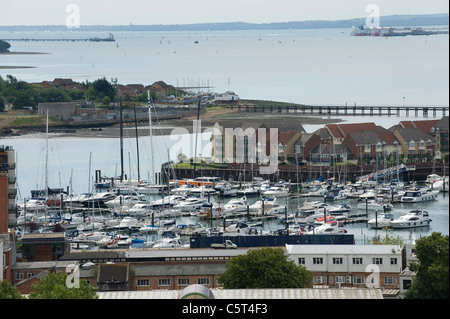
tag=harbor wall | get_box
[172,162,446,184]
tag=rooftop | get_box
[97,288,383,299]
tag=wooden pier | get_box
[231,103,449,118]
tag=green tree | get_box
[28,271,98,299]
[0,280,24,299]
[0,96,5,112]
[102,95,111,105]
[404,232,449,299]
[218,247,312,289]
[0,40,11,52]
[92,77,115,101]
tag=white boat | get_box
[426,174,449,192]
[151,237,190,249]
[219,183,238,196]
[261,184,290,198]
[173,197,206,212]
[150,194,186,208]
[113,216,142,230]
[104,194,147,209]
[135,183,166,195]
[126,203,154,217]
[223,196,248,213]
[307,186,328,197]
[236,186,260,196]
[367,213,395,229]
[327,203,351,219]
[190,185,218,195]
[357,199,393,211]
[304,220,347,235]
[171,183,196,194]
[390,209,432,229]
[85,191,118,208]
[63,193,92,208]
[400,187,439,203]
[432,178,449,192]
[248,197,278,212]
[17,199,47,212]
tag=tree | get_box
[28,271,98,299]
[92,77,115,101]
[0,40,11,52]
[404,232,449,299]
[0,280,24,299]
[218,247,312,289]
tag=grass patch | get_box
[12,116,44,126]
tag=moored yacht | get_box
[390,209,432,228]
[400,187,439,203]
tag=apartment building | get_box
[286,244,402,290]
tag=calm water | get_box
[1,28,448,105]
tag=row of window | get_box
[313,275,397,285]
[137,277,212,287]
[299,257,398,265]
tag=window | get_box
[390,258,398,265]
[333,257,343,265]
[353,276,365,284]
[313,276,324,284]
[178,278,190,286]
[353,257,363,264]
[313,257,323,264]
[137,279,149,287]
[298,257,305,265]
[372,257,383,265]
[197,278,210,285]
[15,272,24,281]
[335,276,346,283]
[158,278,171,287]
[384,276,397,285]
[364,145,371,153]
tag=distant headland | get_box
[0,13,448,32]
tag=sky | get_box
[0,0,448,26]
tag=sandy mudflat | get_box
[0,51,49,55]
[0,65,35,69]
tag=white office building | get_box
[286,244,403,290]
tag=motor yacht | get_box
[400,187,439,202]
[304,220,347,234]
[390,209,432,228]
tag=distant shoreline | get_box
[0,13,447,32]
[0,65,35,69]
[0,51,48,55]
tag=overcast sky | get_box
[1,0,448,26]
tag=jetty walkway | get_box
[232,103,449,117]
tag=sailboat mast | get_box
[134,106,141,182]
[148,90,155,184]
[45,109,49,198]
[120,100,124,182]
